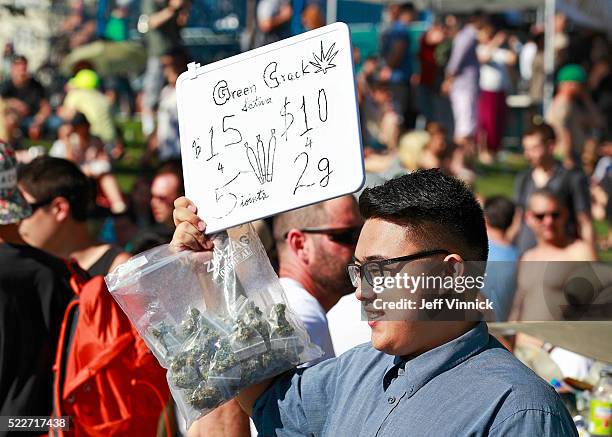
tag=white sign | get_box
[176,22,364,234]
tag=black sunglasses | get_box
[28,198,54,213]
[284,226,362,245]
[533,211,561,221]
[347,249,450,287]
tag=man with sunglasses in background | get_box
[272,195,362,366]
[0,143,74,419]
[513,122,593,255]
[510,189,597,321]
[17,156,131,276]
[129,159,184,253]
[170,169,577,436]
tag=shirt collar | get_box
[382,322,490,395]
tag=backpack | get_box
[51,261,171,436]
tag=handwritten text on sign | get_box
[176,23,364,233]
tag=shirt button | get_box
[387,396,396,404]
[398,368,405,376]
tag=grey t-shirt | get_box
[513,162,591,254]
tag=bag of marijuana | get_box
[105,223,323,427]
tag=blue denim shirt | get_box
[253,322,578,437]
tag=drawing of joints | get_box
[310,41,339,74]
[245,129,276,184]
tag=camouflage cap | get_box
[0,142,31,224]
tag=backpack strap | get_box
[51,298,79,437]
[63,259,89,295]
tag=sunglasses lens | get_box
[330,229,359,245]
[535,212,560,221]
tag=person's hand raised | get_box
[170,197,214,251]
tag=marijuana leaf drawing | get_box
[309,41,339,74]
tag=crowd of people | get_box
[0,0,611,435]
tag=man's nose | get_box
[355,282,376,301]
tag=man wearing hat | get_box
[0,141,74,417]
[57,69,118,147]
[546,63,604,169]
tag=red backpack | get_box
[52,263,171,436]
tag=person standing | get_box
[252,0,292,48]
[271,195,363,364]
[149,50,188,161]
[510,189,597,322]
[380,2,417,131]
[482,195,519,321]
[443,12,485,165]
[0,142,74,419]
[476,26,517,163]
[138,0,190,136]
[17,156,130,276]
[514,123,594,254]
[546,64,604,169]
[170,169,579,436]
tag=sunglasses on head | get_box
[284,226,362,245]
[533,211,561,221]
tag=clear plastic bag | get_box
[105,223,323,427]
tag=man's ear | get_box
[51,197,71,223]
[285,229,310,264]
[443,253,464,277]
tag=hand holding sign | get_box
[176,23,363,233]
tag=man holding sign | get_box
[170,169,577,436]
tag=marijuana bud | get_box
[244,301,270,342]
[170,351,200,389]
[210,339,238,375]
[181,306,202,339]
[269,303,294,338]
[188,382,223,410]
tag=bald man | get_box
[510,189,597,322]
[273,195,363,364]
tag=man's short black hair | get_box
[18,156,93,222]
[484,195,515,231]
[359,169,488,261]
